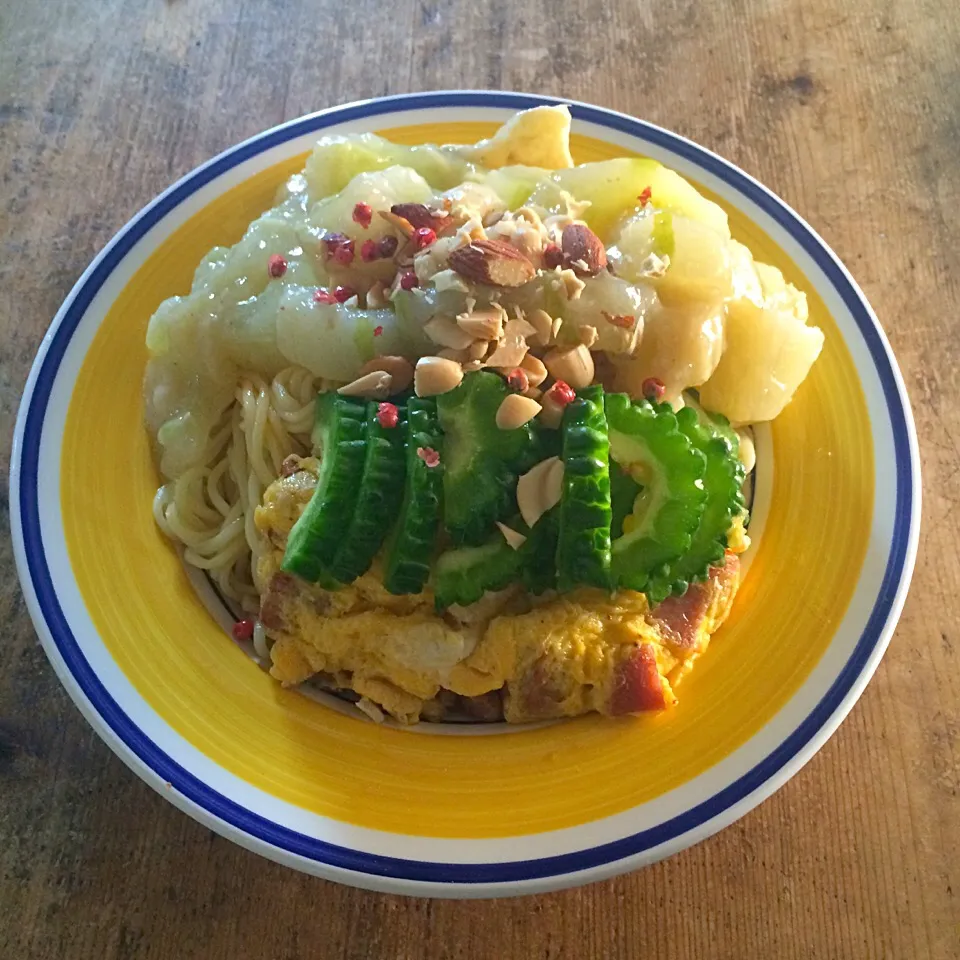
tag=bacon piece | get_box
[259,572,300,631]
[648,553,740,654]
[609,643,669,714]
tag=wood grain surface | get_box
[1,0,957,957]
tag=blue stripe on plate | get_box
[16,91,916,886]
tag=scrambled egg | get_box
[255,459,741,724]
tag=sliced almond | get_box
[537,392,566,429]
[448,239,537,287]
[437,347,470,362]
[496,521,527,551]
[578,325,599,348]
[526,308,554,346]
[485,332,529,368]
[508,310,538,339]
[520,353,548,388]
[514,206,545,229]
[431,268,471,293]
[365,281,389,309]
[414,356,464,397]
[338,370,393,399]
[516,456,564,529]
[358,355,415,393]
[467,339,490,361]
[424,316,475,350]
[456,305,505,340]
[378,209,415,237]
[496,393,542,430]
[545,266,586,301]
[390,202,453,234]
[543,343,595,390]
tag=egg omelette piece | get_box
[255,458,742,724]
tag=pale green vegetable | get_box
[310,166,434,233]
[221,282,291,373]
[611,211,733,306]
[525,158,730,242]
[275,285,430,382]
[303,133,470,200]
[557,271,657,354]
[698,299,825,423]
[190,214,324,309]
[310,165,435,286]
[480,165,550,209]
[612,300,725,403]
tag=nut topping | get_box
[543,343,595,390]
[578,325,599,348]
[561,224,607,276]
[414,356,464,397]
[358,355,414,393]
[456,305,505,340]
[526,308,554,346]
[390,202,453,234]
[516,456,564,529]
[484,316,531,368]
[519,353,548,387]
[337,370,393,399]
[496,521,527,551]
[424,316,475,350]
[448,239,536,287]
[496,393,542,430]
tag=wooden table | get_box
[1,0,956,956]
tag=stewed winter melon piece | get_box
[612,300,725,404]
[698,298,824,423]
[526,159,730,242]
[610,210,733,307]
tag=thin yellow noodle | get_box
[153,365,320,610]
[206,457,235,517]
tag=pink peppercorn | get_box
[352,202,373,228]
[377,402,399,429]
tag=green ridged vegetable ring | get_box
[605,393,707,599]
[658,406,745,596]
[436,371,545,545]
[433,507,560,611]
[556,385,613,591]
[281,393,367,582]
[328,401,408,584]
[382,397,444,595]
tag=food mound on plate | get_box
[144,106,823,724]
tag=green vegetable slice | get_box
[436,371,545,545]
[657,407,745,596]
[434,538,523,610]
[328,402,408,584]
[520,506,559,596]
[609,459,642,540]
[433,507,560,610]
[605,393,707,600]
[281,393,367,582]
[556,385,613,591]
[382,398,444,595]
